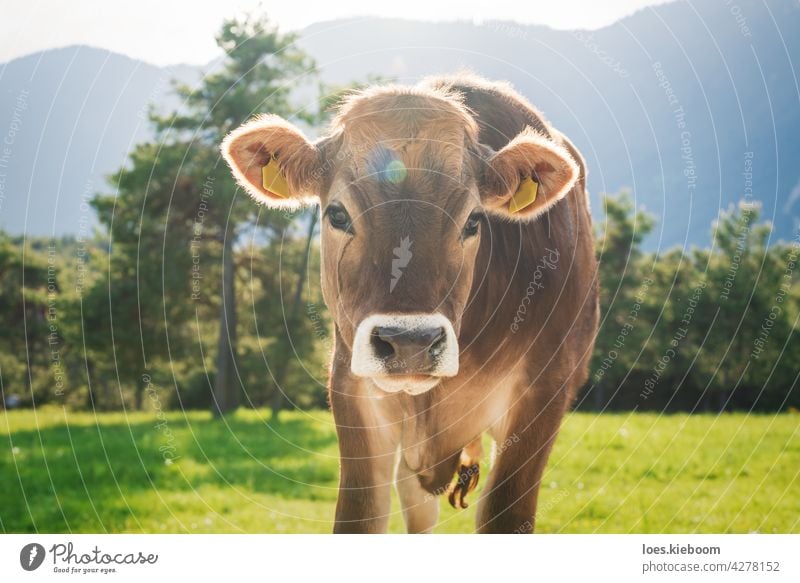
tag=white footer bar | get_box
[1,534,797,582]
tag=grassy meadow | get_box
[1,407,798,533]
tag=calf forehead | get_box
[346,124,471,182]
[333,89,479,182]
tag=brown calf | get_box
[222,73,599,533]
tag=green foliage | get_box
[157,16,317,136]
[0,235,100,408]
[583,195,799,412]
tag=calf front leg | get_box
[395,456,439,533]
[476,387,569,533]
[331,377,398,533]
[334,443,395,533]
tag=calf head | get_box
[222,84,578,395]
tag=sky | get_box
[1,0,671,66]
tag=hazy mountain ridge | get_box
[298,0,800,248]
[0,45,200,237]
[1,0,798,248]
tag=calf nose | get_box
[370,325,447,374]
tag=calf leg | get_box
[476,387,569,533]
[333,425,396,533]
[331,387,398,533]
[395,457,439,533]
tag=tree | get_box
[692,203,793,411]
[91,14,329,415]
[0,235,51,406]
[586,192,655,409]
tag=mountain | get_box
[0,46,198,238]
[1,0,799,249]
[297,1,800,249]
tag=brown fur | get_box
[222,73,599,534]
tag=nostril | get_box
[370,328,396,360]
[371,324,447,366]
[428,327,447,358]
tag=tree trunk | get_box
[717,388,729,413]
[593,381,605,411]
[135,374,145,411]
[213,232,239,417]
[86,359,96,409]
[270,209,319,419]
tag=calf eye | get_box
[462,212,482,239]
[326,204,353,233]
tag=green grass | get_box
[1,407,798,533]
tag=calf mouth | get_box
[371,374,443,395]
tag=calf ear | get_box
[221,115,323,208]
[480,128,579,220]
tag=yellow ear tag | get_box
[509,177,539,213]
[261,157,290,198]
